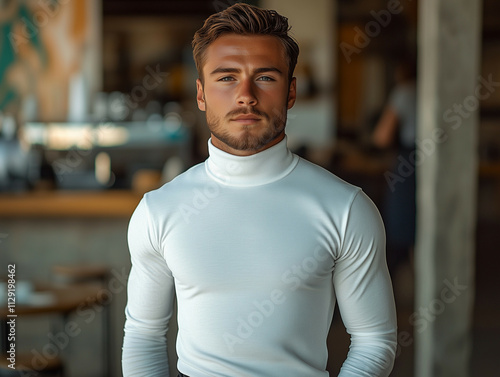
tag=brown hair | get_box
[192,3,299,83]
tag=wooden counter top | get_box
[0,190,142,218]
[0,282,102,317]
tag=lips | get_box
[232,114,261,121]
[230,114,261,124]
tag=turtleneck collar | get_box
[205,135,299,187]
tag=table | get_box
[1,282,104,375]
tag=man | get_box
[122,4,397,377]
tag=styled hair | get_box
[192,3,299,83]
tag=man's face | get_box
[196,34,296,156]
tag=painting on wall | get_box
[0,0,101,123]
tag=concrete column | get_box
[416,1,482,376]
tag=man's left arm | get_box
[333,190,398,377]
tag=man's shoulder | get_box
[293,156,360,196]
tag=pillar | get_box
[415,0,482,376]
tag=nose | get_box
[236,79,257,106]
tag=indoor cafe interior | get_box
[0,0,499,376]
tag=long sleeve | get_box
[122,196,175,377]
[334,191,397,376]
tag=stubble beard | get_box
[206,106,287,152]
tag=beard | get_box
[206,106,287,152]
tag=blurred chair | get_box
[51,264,111,377]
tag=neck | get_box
[205,134,298,187]
[210,131,286,156]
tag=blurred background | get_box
[0,0,498,376]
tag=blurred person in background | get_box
[373,53,417,278]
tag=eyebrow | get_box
[209,67,283,75]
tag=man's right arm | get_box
[122,196,175,377]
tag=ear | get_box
[196,79,206,111]
[287,77,297,110]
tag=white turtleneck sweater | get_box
[122,136,397,377]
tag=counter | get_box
[0,190,142,218]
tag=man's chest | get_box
[161,204,338,295]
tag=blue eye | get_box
[219,77,234,82]
[258,76,274,81]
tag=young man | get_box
[122,4,397,377]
